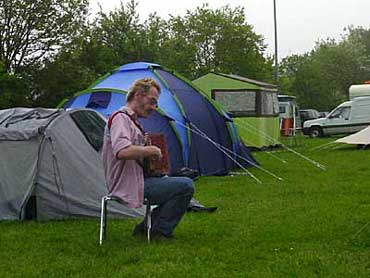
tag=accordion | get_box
[144,134,170,177]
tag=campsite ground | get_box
[1,137,370,277]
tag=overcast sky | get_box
[90,0,370,59]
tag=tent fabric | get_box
[0,108,60,140]
[61,62,256,175]
[155,69,237,174]
[220,73,278,90]
[335,125,370,145]
[0,139,40,219]
[0,108,143,221]
[194,73,260,95]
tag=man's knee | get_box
[177,177,194,195]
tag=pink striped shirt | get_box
[102,107,145,208]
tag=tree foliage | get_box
[160,4,273,80]
[28,28,118,108]
[0,61,30,108]
[0,0,279,108]
[279,27,370,111]
[0,0,88,73]
[88,2,273,80]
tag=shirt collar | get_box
[121,106,137,119]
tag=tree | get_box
[0,0,88,74]
[346,26,370,56]
[344,26,370,81]
[0,61,30,108]
[143,13,171,63]
[93,0,149,64]
[90,2,273,82]
[278,54,306,95]
[156,15,198,78]
[2,1,275,108]
[25,25,118,108]
[162,4,273,81]
[279,28,370,111]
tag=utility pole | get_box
[273,0,279,83]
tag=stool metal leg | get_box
[99,195,156,245]
[145,199,151,243]
[145,203,152,242]
[99,196,105,245]
[103,197,108,240]
[99,196,108,245]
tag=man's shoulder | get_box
[108,109,130,129]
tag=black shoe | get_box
[150,230,174,241]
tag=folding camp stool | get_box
[99,195,157,245]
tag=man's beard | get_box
[138,105,151,118]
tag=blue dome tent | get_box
[59,62,256,175]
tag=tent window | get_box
[260,92,279,116]
[70,111,105,152]
[212,90,257,117]
[260,93,273,115]
[87,92,112,109]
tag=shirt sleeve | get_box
[110,113,132,157]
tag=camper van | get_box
[303,84,370,137]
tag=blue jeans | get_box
[137,176,194,237]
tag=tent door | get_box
[24,194,37,220]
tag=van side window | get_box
[342,107,351,119]
[330,107,351,119]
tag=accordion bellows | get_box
[144,134,170,177]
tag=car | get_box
[319,111,329,117]
[299,109,321,126]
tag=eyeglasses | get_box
[148,97,158,107]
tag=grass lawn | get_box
[1,137,370,277]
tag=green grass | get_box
[1,137,370,277]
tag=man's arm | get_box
[110,113,162,161]
[116,145,162,160]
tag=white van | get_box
[303,96,370,137]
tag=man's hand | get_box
[146,145,162,159]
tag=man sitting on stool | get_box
[102,78,194,240]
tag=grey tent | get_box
[0,108,142,220]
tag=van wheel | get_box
[309,127,322,138]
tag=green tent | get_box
[193,73,280,148]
